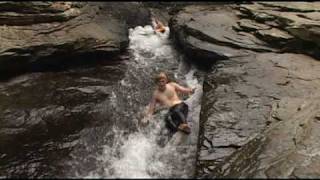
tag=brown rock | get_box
[237,19,271,32]
[0,2,150,79]
[258,2,320,12]
[255,28,294,47]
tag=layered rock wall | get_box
[169,2,320,178]
[0,2,150,79]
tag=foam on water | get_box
[78,23,203,178]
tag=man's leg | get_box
[165,112,179,133]
[175,103,191,134]
[171,105,190,134]
[166,110,190,134]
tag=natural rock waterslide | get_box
[0,2,203,178]
[0,1,152,146]
[168,2,320,178]
[0,1,151,177]
[2,1,320,178]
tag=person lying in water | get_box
[142,72,195,134]
[151,17,166,33]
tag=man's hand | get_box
[171,82,196,95]
[141,117,149,125]
[141,116,151,126]
[189,87,196,95]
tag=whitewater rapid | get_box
[69,23,204,178]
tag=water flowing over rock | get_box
[62,23,204,179]
[0,5,203,177]
[169,2,320,178]
[2,1,320,178]
[0,62,127,176]
[0,2,153,177]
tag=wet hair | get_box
[154,72,170,83]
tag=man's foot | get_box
[178,123,191,134]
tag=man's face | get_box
[158,77,167,89]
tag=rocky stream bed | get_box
[1,2,320,178]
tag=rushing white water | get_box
[77,24,203,178]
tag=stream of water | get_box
[66,24,204,178]
[0,23,204,178]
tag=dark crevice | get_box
[0,51,127,82]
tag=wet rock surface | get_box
[0,61,127,177]
[0,2,149,79]
[237,2,320,56]
[198,53,320,178]
[211,95,320,178]
[170,2,320,66]
[2,1,320,178]
[169,2,320,178]
[169,5,275,66]
[0,2,160,177]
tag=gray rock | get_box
[237,2,320,56]
[208,96,320,177]
[198,51,320,178]
[0,2,80,26]
[169,5,275,66]
[255,28,294,47]
[168,2,320,178]
[236,19,271,32]
[0,2,150,78]
[257,2,320,12]
[96,2,151,29]
[0,63,126,153]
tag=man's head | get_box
[155,72,168,91]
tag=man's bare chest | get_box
[158,86,176,100]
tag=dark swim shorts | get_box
[164,102,189,133]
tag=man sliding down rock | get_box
[142,72,195,134]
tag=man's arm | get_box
[145,92,157,117]
[141,93,157,125]
[151,18,157,29]
[170,82,194,94]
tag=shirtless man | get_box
[143,72,194,134]
[152,17,166,33]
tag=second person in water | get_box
[152,17,166,33]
